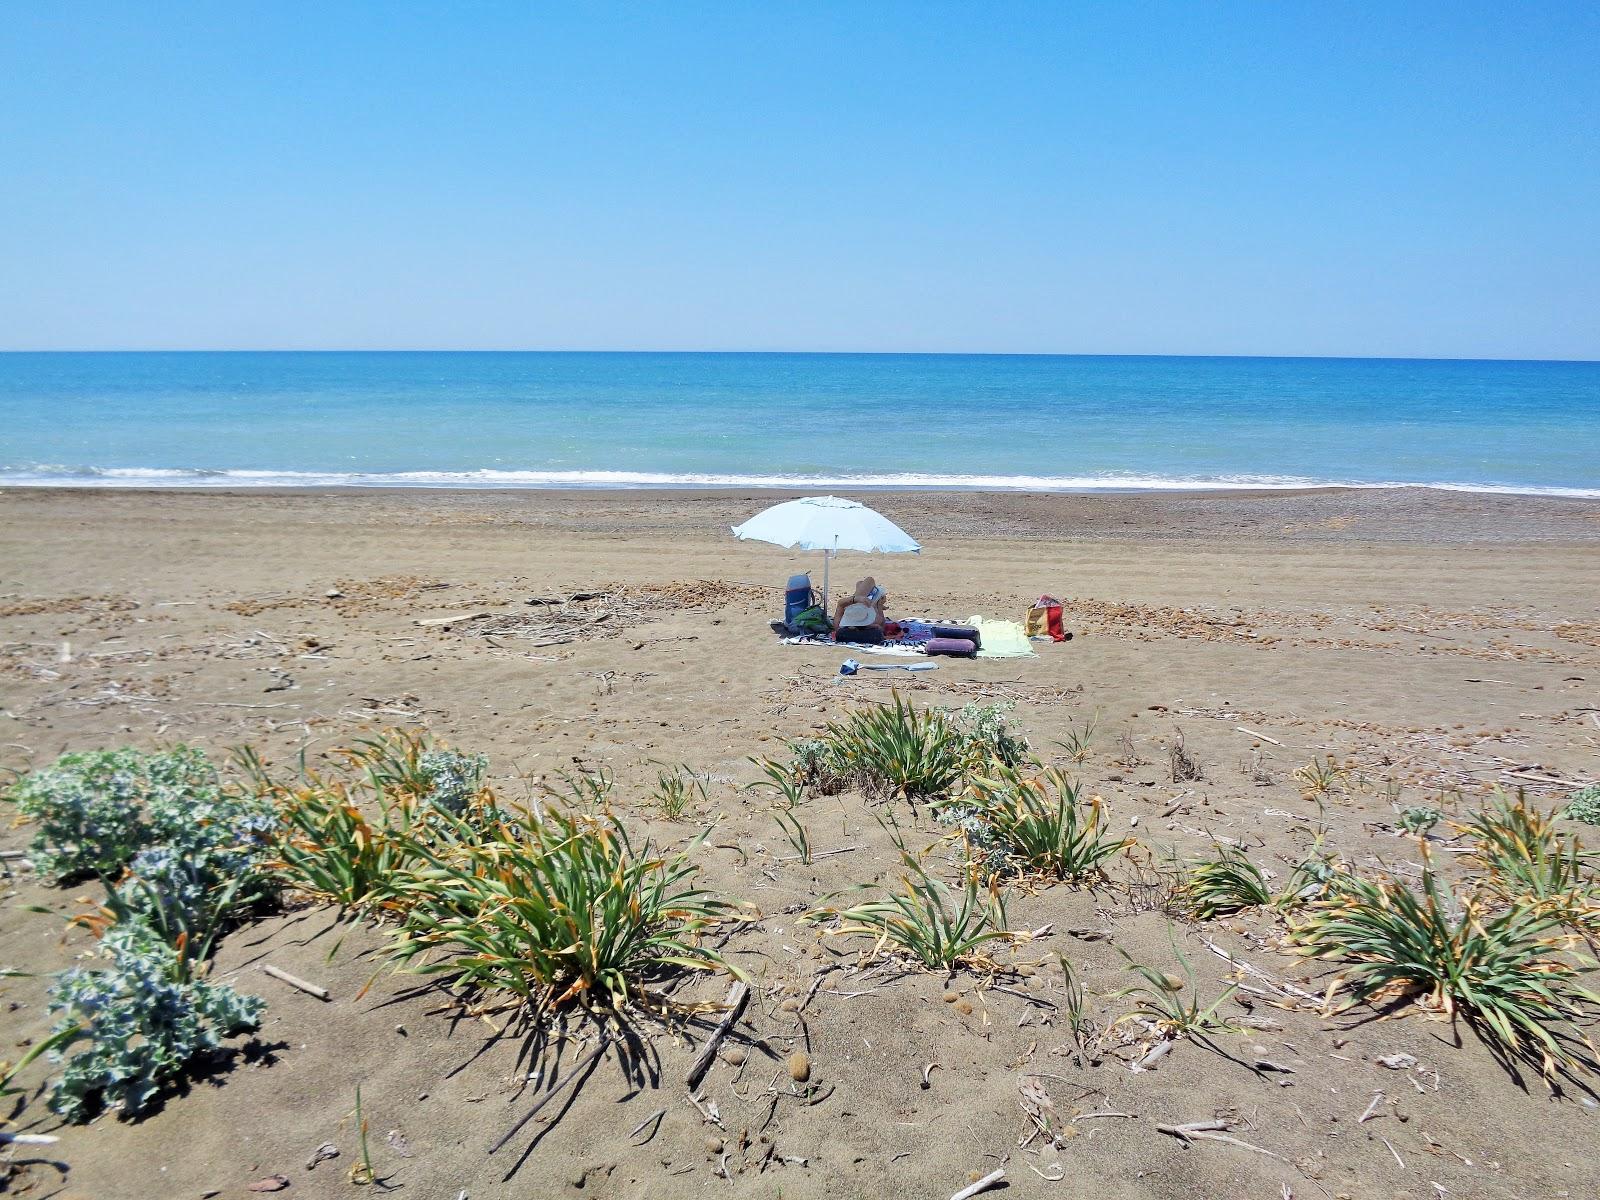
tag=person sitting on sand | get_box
[833,576,888,643]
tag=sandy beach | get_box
[4,484,1600,1200]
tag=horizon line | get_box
[2,348,1598,365]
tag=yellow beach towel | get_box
[967,615,1036,658]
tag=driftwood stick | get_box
[949,1167,1005,1200]
[685,981,750,1091]
[1236,726,1283,746]
[1158,1121,1283,1160]
[1198,937,1323,1004]
[490,1035,610,1154]
[415,611,496,627]
[1358,1091,1386,1123]
[0,1132,59,1145]
[262,963,331,1001]
[627,1107,666,1144]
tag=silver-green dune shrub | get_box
[1566,785,1600,826]
[416,748,489,817]
[46,922,264,1122]
[7,746,272,883]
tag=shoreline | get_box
[4,483,1600,548]
[4,477,1599,499]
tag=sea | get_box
[1,352,1596,496]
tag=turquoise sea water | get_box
[0,352,1596,495]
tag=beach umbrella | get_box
[731,495,920,608]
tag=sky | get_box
[2,3,1597,358]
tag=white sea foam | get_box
[1,465,1597,498]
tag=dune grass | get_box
[1291,854,1600,1084]
[384,804,740,1011]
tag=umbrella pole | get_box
[821,548,832,628]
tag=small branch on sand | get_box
[1358,1091,1386,1123]
[685,981,751,1091]
[988,984,1058,1010]
[262,964,331,1001]
[686,1090,725,1129]
[1073,1110,1135,1121]
[415,611,496,628]
[627,1107,666,1145]
[776,846,858,863]
[1235,726,1282,746]
[949,1167,1005,1200]
[1158,1120,1283,1160]
[1502,768,1584,788]
[1197,937,1323,1005]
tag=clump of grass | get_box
[386,803,739,1011]
[1293,756,1347,801]
[342,730,488,818]
[1457,791,1597,929]
[1057,954,1097,1064]
[804,854,1014,970]
[1566,784,1600,826]
[1053,710,1099,765]
[265,731,506,911]
[1183,844,1274,918]
[543,766,614,810]
[648,763,707,821]
[1290,854,1600,1085]
[1396,805,1444,836]
[1184,838,1351,919]
[770,807,812,864]
[820,692,975,803]
[955,765,1132,883]
[1114,933,1237,1040]
[270,779,421,911]
[748,755,806,810]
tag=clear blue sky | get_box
[3,3,1596,358]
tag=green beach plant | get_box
[343,729,489,818]
[748,755,806,811]
[1396,805,1444,836]
[270,778,421,911]
[957,764,1132,882]
[385,803,739,1011]
[952,701,1032,769]
[43,921,264,1122]
[1290,854,1600,1084]
[804,853,1014,970]
[6,746,261,883]
[1565,784,1600,826]
[1457,791,1597,929]
[820,692,972,802]
[771,806,812,864]
[1114,932,1238,1040]
[648,762,707,821]
[1182,843,1275,918]
[1053,710,1099,765]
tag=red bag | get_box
[1026,595,1067,642]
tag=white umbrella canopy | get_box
[731,495,920,609]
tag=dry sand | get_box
[2,485,1599,1199]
